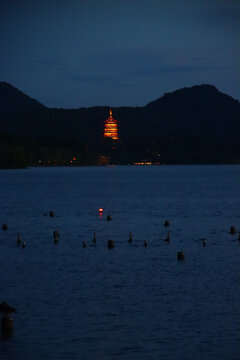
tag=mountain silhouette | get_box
[0,82,239,164]
[0,82,45,115]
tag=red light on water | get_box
[99,208,103,218]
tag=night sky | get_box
[0,0,239,108]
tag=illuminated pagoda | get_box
[104,109,119,140]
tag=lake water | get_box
[0,165,239,360]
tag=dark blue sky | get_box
[0,0,239,108]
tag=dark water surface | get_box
[0,165,239,360]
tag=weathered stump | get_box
[108,240,114,249]
[128,232,133,243]
[53,230,60,243]
[17,232,21,245]
[1,317,14,337]
[177,251,185,260]
[230,226,236,235]
[164,231,170,243]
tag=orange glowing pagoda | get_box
[104,109,119,140]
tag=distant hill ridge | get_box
[0,81,239,164]
[146,84,239,108]
[0,81,239,110]
[0,82,45,114]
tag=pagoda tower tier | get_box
[104,109,119,140]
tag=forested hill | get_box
[0,82,239,166]
[0,82,45,115]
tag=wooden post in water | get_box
[0,302,16,338]
[177,251,185,260]
[164,231,170,243]
[2,224,8,230]
[17,232,21,246]
[230,226,236,235]
[128,232,133,243]
[108,240,114,249]
[53,230,60,243]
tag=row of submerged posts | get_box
[2,215,240,252]
[1,213,239,337]
[3,215,187,254]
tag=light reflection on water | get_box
[0,165,239,360]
